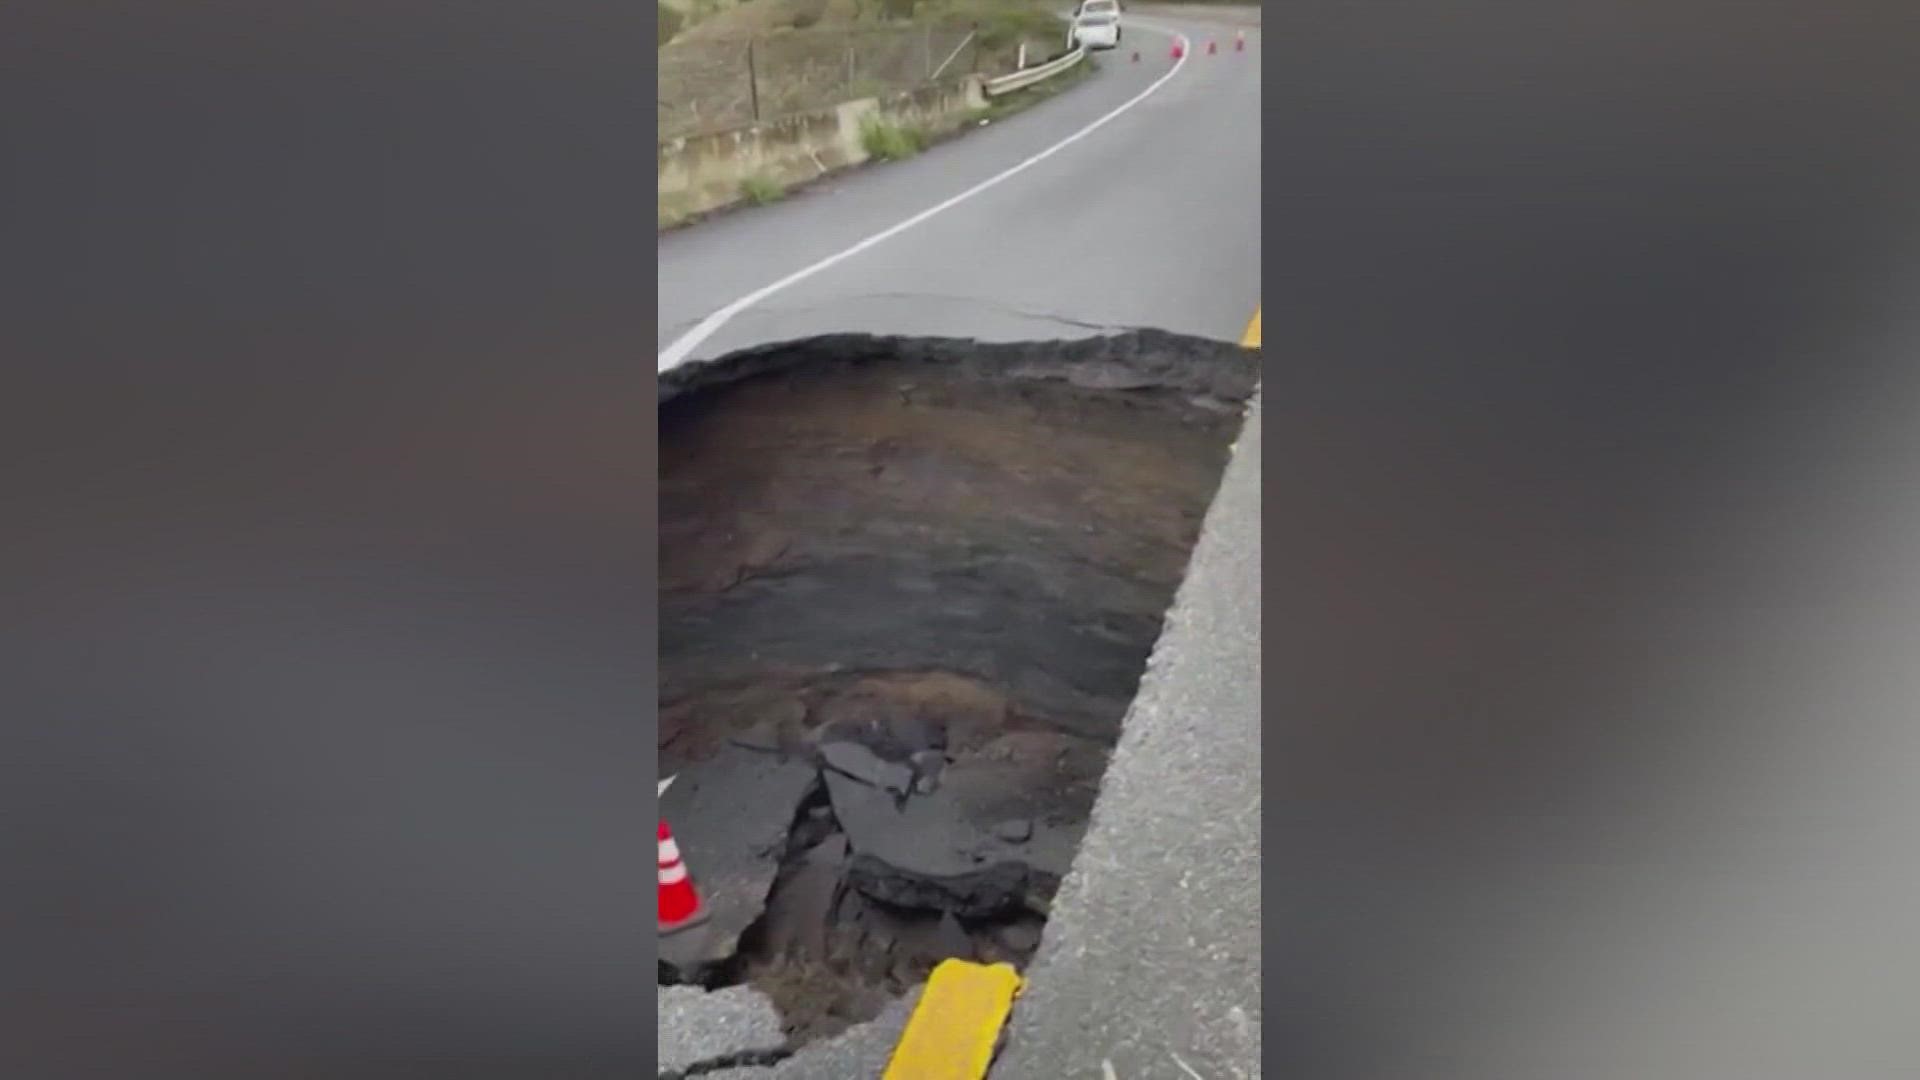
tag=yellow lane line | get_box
[1240,306,1261,348]
[882,959,1025,1079]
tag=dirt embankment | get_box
[659,332,1257,1045]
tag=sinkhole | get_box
[658,330,1256,1047]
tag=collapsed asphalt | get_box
[658,331,1257,1054]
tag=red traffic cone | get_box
[1207,39,1217,55]
[1235,30,1245,51]
[659,820,709,935]
[1169,39,1184,60]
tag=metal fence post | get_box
[747,39,760,122]
[930,29,973,81]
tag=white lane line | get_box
[657,23,1192,372]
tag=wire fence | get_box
[660,24,1022,140]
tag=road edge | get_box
[658,21,1192,370]
[658,58,1098,236]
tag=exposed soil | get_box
[659,331,1256,1045]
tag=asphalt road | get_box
[656,11,1261,368]
[657,14,1261,1075]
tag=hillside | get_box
[661,0,1061,49]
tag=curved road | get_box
[656,10,1260,368]
[655,14,1260,1076]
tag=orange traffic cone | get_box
[1235,30,1246,51]
[1170,39,1184,60]
[659,820,709,935]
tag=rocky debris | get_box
[806,672,997,757]
[909,749,945,794]
[845,854,1035,920]
[976,729,1110,780]
[810,711,943,764]
[663,707,1110,1044]
[657,330,1260,409]
[992,918,1044,955]
[660,746,821,983]
[1058,359,1164,392]
[817,741,913,798]
[753,834,847,962]
[728,720,785,755]
[933,912,975,961]
[665,688,809,768]
[705,758,1063,1044]
[824,747,1089,907]
[658,985,788,1078]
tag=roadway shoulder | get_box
[990,393,1263,1078]
[693,987,926,1079]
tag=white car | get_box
[1068,0,1122,51]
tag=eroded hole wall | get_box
[658,333,1256,1045]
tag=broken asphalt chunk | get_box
[658,985,787,1077]
[823,753,1083,918]
[992,818,1033,844]
[819,740,914,797]
[659,746,820,982]
[847,853,1032,919]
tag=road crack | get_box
[660,1046,791,1079]
[735,291,1176,336]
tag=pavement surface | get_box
[656,9,1261,368]
[659,986,788,1077]
[657,8,1260,1075]
[709,989,926,1079]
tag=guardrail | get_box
[982,43,1086,97]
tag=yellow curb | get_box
[1240,306,1261,349]
[882,959,1026,1079]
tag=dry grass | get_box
[740,174,787,204]
[858,115,926,160]
[658,0,1066,140]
